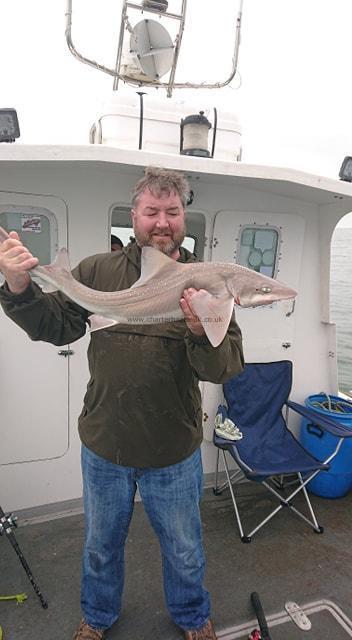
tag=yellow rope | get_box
[0,593,27,604]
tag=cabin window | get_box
[0,208,56,264]
[110,206,205,258]
[237,225,280,278]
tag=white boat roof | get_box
[1,144,352,210]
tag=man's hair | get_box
[131,166,190,208]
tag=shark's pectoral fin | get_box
[38,282,59,293]
[89,314,119,332]
[189,291,234,348]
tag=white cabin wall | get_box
[0,159,348,507]
[0,163,144,260]
[0,163,146,510]
[294,206,337,402]
[190,175,336,389]
[188,176,339,466]
[0,162,217,509]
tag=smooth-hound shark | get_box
[0,227,297,347]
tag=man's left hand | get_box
[179,288,206,337]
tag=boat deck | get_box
[1,482,352,639]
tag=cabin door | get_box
[0,193,69,465]
[211,210,305,362]
[201,210,305,444]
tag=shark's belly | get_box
[101,285,186,324]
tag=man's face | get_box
[131,188,186,259]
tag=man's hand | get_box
[180,288,206,337]
[0,231,38,294]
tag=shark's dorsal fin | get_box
[131,246,187,288]
[189,290,234,348]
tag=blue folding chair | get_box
[213,361,352,542]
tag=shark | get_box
[0,226,297,347]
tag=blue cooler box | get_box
[300,394,352,498]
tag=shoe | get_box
[214,415,243,441]
[183,619,218,639]
[72,618,106,639]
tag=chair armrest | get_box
[286,400,352,438]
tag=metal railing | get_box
[65,0,244,97]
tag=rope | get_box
[0,593,27,638]
[0,593,27,604]
[311,392,352,414]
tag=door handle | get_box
[58,349,74,357]
[285,299,296,317]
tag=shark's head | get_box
[231,271,297,308]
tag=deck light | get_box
[0,109,20,143]
[339,156,352,182]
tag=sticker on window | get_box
[21,215,42,233]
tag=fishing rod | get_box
[0,505,48,609]
[249,592,272,640]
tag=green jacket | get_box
[0,242,244,467]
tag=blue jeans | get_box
[81,445,211,631]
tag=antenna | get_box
[129,19,174,80]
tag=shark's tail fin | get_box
[45,248,71,272]
[0,226,10,243]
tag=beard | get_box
[134,223,186,256]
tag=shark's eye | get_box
[257,286,272,294]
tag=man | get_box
[0,167,244,640]
[111,235,123,251]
